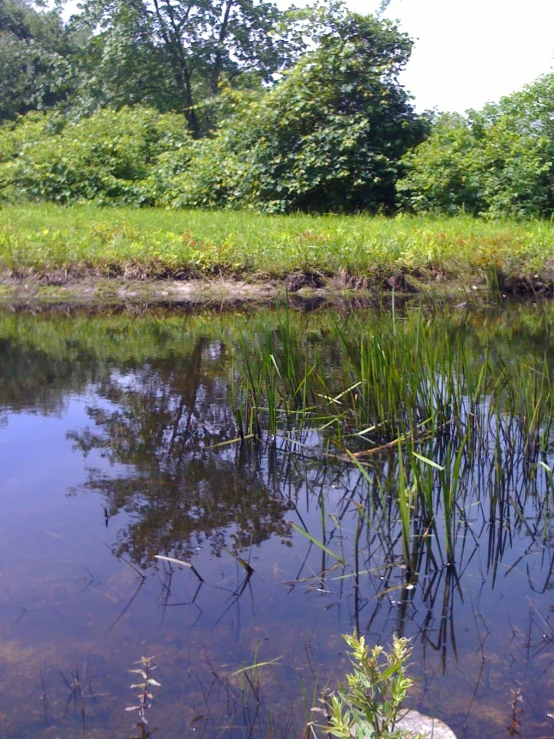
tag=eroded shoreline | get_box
[0,271,547,309]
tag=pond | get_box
[1,302,554,738]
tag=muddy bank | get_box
[0,273,414,309]
[0,270,533,308]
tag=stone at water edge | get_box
[395,709,458,738]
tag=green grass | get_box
[1,204,554,291]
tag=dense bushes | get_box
[0,107,193,205]
[0,13,427,213]
[398,75,554,218]
[162,15,427,213]
[3,32,554,217]
[5,2,554,219]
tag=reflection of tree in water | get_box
[0,337,102,414]
[68,337,292,567]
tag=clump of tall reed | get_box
[233,305,554,580]
[235,305,554,454]
[234,306,484,446]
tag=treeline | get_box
[2,0,554,216]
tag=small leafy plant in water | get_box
[126,656,161,739]
[325,634,423,739]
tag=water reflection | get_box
[1,306,554,737]
[67,339,292,565]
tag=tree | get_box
[163,10,429,212]
[0,0,76,120]
[69,2,175,116]
[76,0,297,137]
[398,74,554,218]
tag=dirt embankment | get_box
[0,266,550,309]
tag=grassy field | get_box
[1,204,554,293]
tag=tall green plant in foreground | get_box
[325,634,421,739]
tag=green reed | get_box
[236,307,484,446]
[2,301,554,601]
[234,305,554,582]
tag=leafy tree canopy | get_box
[0,6,429,213]
[0,0,77,120]
[73,0,303,136]
[161,10,429,211]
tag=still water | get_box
[1,305,554,738]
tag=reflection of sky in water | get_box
[0,318,553,738]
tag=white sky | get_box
[340,0,554,113]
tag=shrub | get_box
[324,633,422,739]
[398,74,554,218]
[0,107,192,205]
[161,13,428,213]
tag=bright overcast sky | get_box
[281,0,554,114]
[354,0,554,113]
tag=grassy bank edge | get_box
[1,204,554,301]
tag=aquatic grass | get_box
[438,437,467,566]
[8,304,554,738]
[4,302,554,602]
[409,449,445,565]
[237,307,482,450]
[289,522,345,566]
[236,305,554,462]
[230,303,554,589]
[396,446,414,578]
[154,554,204,581]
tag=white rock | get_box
[395,709,458,738]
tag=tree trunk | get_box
[210,0,234,95]
[152,0,201,138]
